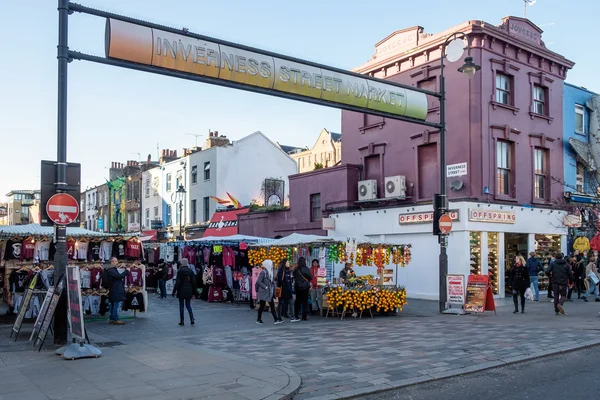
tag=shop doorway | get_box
[504,233,528,296]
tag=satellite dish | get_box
[450,179,464,191]
[445,38,466,63]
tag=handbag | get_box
[588,270,599,285]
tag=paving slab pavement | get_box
[1,293,600,399]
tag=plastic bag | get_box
[525,288,534,301]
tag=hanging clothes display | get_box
[573,236,591,252]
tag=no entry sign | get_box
[438,214,453,234]
[46,193,79,225]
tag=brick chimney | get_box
[109,161,125,181]
[160,149,179,165]
[203,130,230,149]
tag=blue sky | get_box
[1,0,598,199]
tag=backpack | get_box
[101,268,111,289]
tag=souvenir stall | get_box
[166,235,274,305]
[248,233,412,319]
[0,224,145,319]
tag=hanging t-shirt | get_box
[20,241,36,261]
[10,270,29,293]
[66,238,76,259]
[80,269,91,289]
[100,241,113,262]
[88,242,101,261]
[35,241,51,262]
[123,292,145,312]
[5,240,22,260]
[165,246,175,263]
[127,266,144,287]
[40,269,54,289]
[76,241,89,260]
[89,267,103,289]
[0,241,6,261]
[113,241,126,259]
[126,240,142,259]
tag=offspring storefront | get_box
[327,201,567,300]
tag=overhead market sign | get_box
[105,19,428,121]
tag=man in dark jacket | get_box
[545,253,573,315]
[106,257,129,325]
[292,257,313,322]
[158,259,168,299]
[526,252,541,302]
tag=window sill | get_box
[574,131,586,136]
[532,198,552,206]
[529,112,554,124]
[359,120,385,133]
[491,101,520,115]
[494,194,518,202]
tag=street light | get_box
[174,184,186,241]
[437,32,480,314]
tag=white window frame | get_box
[575,104,585,134]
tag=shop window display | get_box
[488,232,499,294]
[469,232,481,275]
[535,234,561,292]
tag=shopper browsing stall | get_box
[276,259,294,319]
[292,257,313,322]
[105,257,129,325]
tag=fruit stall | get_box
[248,233,412,319]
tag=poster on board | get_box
[446,274,465,305]
[66,266,85,340]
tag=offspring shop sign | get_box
[105,19,428,121]
[468,209,516,224]
[399,210,459,224]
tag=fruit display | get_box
[325,286,407,315]
[250,240,412,269]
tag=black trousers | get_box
[294,289,310,320]
[513,290,525,311]
[575,277,586,298]
[258,300,277,322]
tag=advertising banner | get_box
[11,273,39,339]
[105,19,428,121]
[66,266,86,340]
[446,274,465,305]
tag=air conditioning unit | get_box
[358,180,378,201]
[384,175,407,198]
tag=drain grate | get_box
[94,341,124,348]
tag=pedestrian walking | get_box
[566,257,576,301]
[276,259,294,319]
[526,252,542,302]
[546,253,573,315]
[292,257,313,322]
[158,259,168,299]
[581,256,600,302]
[310,259,323,314]
[510,255,530,314]
[256,260,283,325]
[547,253,555,299]
[105,257,129,325]
[574,251,587,299]
[172,258,196,326]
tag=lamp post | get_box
[437,32,481,313]
[175,185,186,241]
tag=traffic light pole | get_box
[53,0,70,345]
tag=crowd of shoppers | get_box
[512,250,600,316]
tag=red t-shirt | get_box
[126,240,142,259]
[66,239,76,259]
[20,241,36,261]
[89,267,103,289]
[127,267,144,287]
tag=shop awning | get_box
[168,234,275,247]
[569,137,596,171]
[139,230,157,242]
[0,224,132,240]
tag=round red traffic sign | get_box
[46,193,79,226]
[439,214,453,234]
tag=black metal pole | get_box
[438,51,448,314]
[179,199,183,240]
[53,0,70,345]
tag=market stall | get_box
[0,224,146,319]
[248,233,412,318]
[164,235,275,304]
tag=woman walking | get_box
[256,260,283,325]
[173,258,196,326]
[510,255,530,314]
[276,259,294,319]
[292,257,313,322]
[581,256,600,302]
